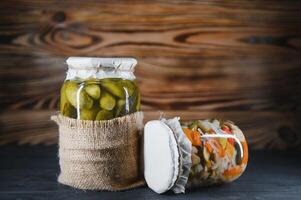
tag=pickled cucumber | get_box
[101,81,125,99]
[62,102,76,118]
[100,91,116,111]
[65,81,93,109]
[136,92,141,111]
[128,91,140,113]
[60,83,76,118]
[95,110,113,120]
[80,108,98,120]
[84,84,101,100]
[60,82,68,112]
[60,78,140,120]
[114,99,126,117]
[119,80,135,96]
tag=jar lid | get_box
[66,57,137,71]
[144,118,192,194]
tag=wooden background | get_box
[0,0,300,149]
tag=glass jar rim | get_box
[66,57,137,72]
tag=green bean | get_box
[95,110,113,120]
[65,81,93,109]
[84,84,101,100]
[99,91,116,111]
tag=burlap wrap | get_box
[51,112,145,191]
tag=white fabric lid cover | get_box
[65,57,137,80]
[66,57,137,71]
[144,118,192,194]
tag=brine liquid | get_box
[182,119,248,187]
[60,78,141,120]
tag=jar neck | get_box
[66,67,136,80]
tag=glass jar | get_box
[144,118,248,194]
[60,57,140,120]
[182,119,248,188]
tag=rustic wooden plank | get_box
[1,1,301,29]
[1,26,301,57]
[1,1,301,57]
[0,110,300,149]
[0,0,300,148]
[0,56,300,111]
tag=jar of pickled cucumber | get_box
[60,57,141,120]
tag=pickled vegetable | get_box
[100,91,116,111]
[60,81,68,112]
[62,102,76,118]
[114,99,126,117]
[95,110,113,120]
[60,83,77,118]
[80,108,98,120]
[65,81,93,109]
[128,91,140,113]
[136,92,141,111]
[182,119,248,187]
[101,81,125,99]
[120,79,135,96]
[60,78,141,120]
[144,118,248,194]
[84,84,101,100]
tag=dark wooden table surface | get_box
[0,145,300,200]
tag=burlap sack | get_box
[51,112,145,191]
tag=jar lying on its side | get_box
[144,118,248,194]
[182,119,248,188]
[60,57,141,120]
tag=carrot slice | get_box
[205,141,213,153]
[223,167,242,177]
[216,141,225,157]
[191,130,201,146]
[183,128,201,146]
[242,142,248,164]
